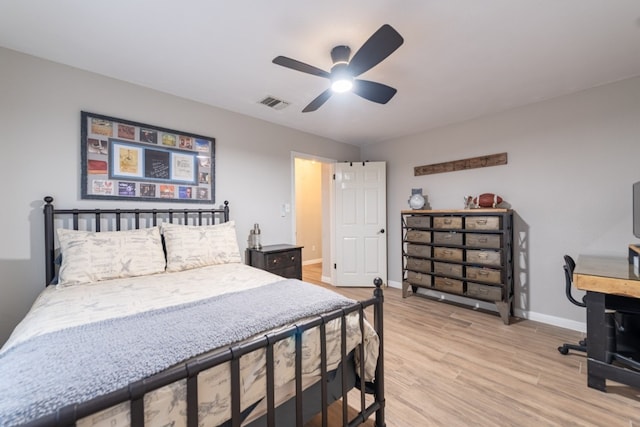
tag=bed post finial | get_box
[44,196,54,205]
[223,200,230,222]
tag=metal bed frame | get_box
[31,196,385,427]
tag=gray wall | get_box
[363,75,640,330]
[2,45,640,344]
[0,48,360,345]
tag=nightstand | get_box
[246,244,304,279]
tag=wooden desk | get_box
[574,255,640,391]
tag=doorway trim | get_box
[291,151,336,285]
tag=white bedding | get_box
[2,262,379,427]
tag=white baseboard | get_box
[515,310,585,332]
[386,280,585,332]
[321,275,333,285]
[302,258,322,266]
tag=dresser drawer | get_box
[466,233,501,248]
[406,244,430,258]
[466,266,502,284]
[407,257,432,273]
[407,271,432,287]
[467,282,503,301]
[466,216,500,230]
[433,247,463,262]
[406,230,431,243]
[433,231,462,245]
[434,277,464,294]
[406,216,431,228]
[433,262,463,277]
[433,216,462,229]
[467,250,501,266]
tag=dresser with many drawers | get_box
[401,209,514,324]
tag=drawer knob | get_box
[272,259,278,264]
[290,256,295,261]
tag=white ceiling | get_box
[1,1,640,147]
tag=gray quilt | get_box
[0,279,355,427]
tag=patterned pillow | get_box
[56,227,166,286]
[162,221,241,272]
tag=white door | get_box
[334,161,387,287]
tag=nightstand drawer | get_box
[270,266,298,279]
[265,251,298,268]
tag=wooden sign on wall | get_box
[414,152,508,176]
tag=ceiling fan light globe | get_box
[332,79,353,93]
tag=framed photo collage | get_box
[81,111,215,203]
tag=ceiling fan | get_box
[272,24,404,112]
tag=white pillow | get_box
[56,227,166,286]
[162,221,241,272]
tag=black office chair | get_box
[558,254,587,355]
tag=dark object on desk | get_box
[558,255,588,355]
[246,244,304,279]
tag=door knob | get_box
[380,229,385,234]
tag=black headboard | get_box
[43,196,230,287]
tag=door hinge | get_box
[334,263,337,269]
[333,173,335,180]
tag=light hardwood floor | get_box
[302,263,640,427]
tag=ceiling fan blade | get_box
[272,56,330,78]
[352,80,397,104]
[302,89,333,112]
[348,24,404,77]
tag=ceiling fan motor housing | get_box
[330,45,351,65]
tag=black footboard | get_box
[24,280,385,427]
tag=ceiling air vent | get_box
[259,96,290,110]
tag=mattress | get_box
[1,263,379,427]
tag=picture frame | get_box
[81,111,215,203]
